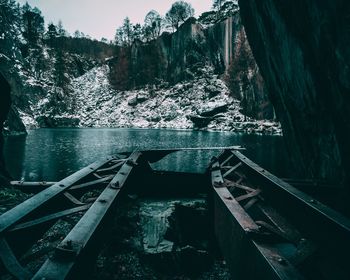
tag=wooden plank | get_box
[143,146,244,152]
[220,154,234,167]
[235,189,262,202]
[232,151,350,238]
[96,161,124,173]
[9,204,91,232]
[223,162,242,178]
[63,192,85,205]
[33,152,141,280]
[10,181,56,187]
[70,175,113,190]
[211,161,224,187]
[224,180,255,192]
[0,156,114,233]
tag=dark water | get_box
[4,128,292,181]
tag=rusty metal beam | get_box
[32,152,141,280]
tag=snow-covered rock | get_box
[58,64,282,134]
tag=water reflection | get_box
[4,128,292,181]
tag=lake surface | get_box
[4,128,292,181]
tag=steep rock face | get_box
[66,65,280,133]
[109,12,274,120]
[0,72,11,180]
[238,1,350,185]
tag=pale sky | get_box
[16,0,213,40]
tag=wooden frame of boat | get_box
[0,146,350,279]
[211,149,350,279]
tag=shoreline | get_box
[5,125,283,137]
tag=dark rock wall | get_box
[0,72,12,179]
[238,0,350,185]
[109,15,274,119]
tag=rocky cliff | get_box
[109,7,274,120]
[238,1,350,187]
[48,65,279,133]
[0,72,11,182]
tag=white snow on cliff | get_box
[66,65,281,134]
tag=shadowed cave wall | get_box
[238,0,350,190]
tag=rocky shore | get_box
[22,65,281,135]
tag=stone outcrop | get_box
[238,1,350,188]
[108,8,274,120]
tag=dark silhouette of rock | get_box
[0,73,12,182]
[238,0,350,193]
[198,104,228,117]
[187,115,215,128]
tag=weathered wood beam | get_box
[9,204,91,232]
[33,152,141,280]
[0,156,115,233]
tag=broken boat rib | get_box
[211,150,350,280]
[32,152,142,279]
[0,152,137,279]
[1,146,349,279]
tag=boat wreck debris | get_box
[0,146,349,279]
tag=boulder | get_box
[187,115,214,128]
[127,97,138,106]
[204,85,221,98]
[198,103,228,117]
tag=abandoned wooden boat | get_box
[211,150,350,280]
[0,147,349,279]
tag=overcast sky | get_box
[16,0,213,40]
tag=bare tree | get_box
[144,10,163,40]
[165,1,194,31]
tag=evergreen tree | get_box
[57,20,67,37]
[213,0,226,10]
[54,47,66,88]
[73,30,81,38]
[114,27,125,46]
[22,2,45,45]
[133,24,142,41]
[114,17,134,46]
[0,0,22,57]
[122,17,133,45]
[46,23,58,39]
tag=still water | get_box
[4,128,291,181]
